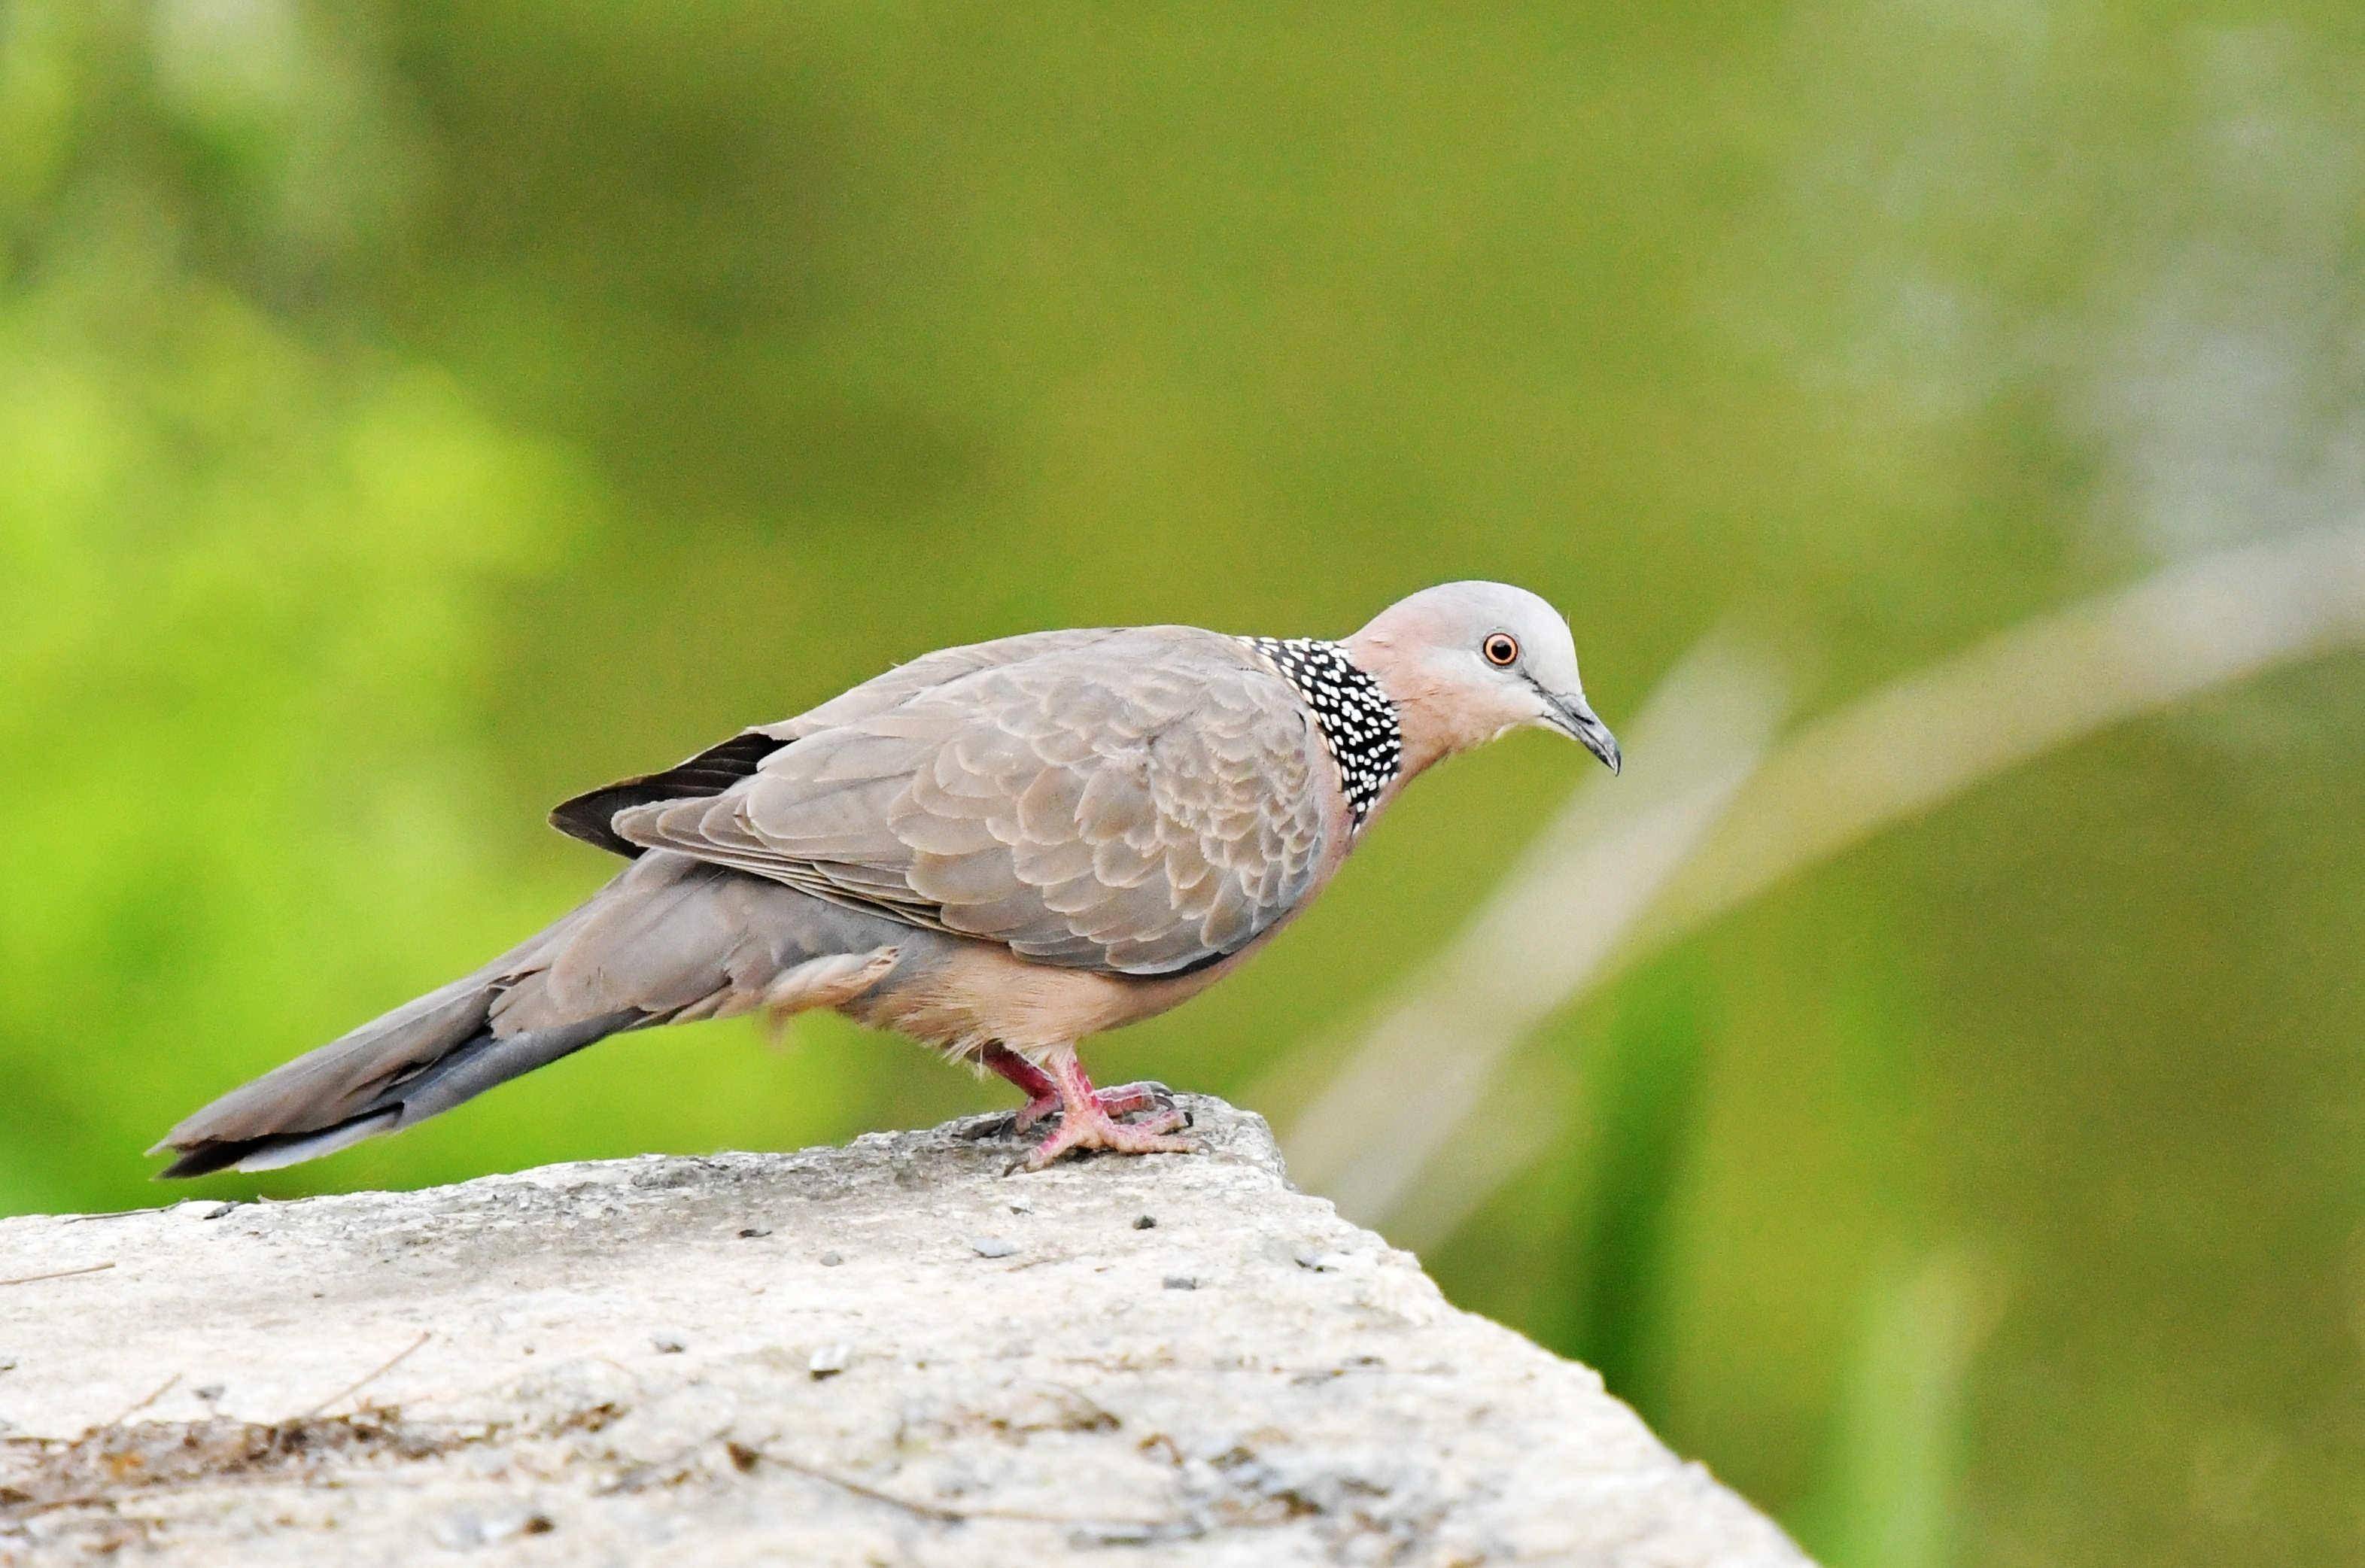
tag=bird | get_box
[152,581,1620,1178]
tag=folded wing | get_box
[607,629,1330,977]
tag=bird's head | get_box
[1345,580,1621,778]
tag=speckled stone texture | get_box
[0,1099,1809,1566]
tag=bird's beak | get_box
[1545,693,1622,774]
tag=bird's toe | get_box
[1093,1080,1177,1122]
[1020,1108,1199,1170]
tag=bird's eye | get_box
[1482,633,1519,667]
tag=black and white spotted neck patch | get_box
[1244,637,1403,826]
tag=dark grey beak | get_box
[1547,693,1622,775]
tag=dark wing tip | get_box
[550,731,791,858]
[549,786,655,858]
[153,1141,256,1180]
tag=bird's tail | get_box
[150,855,873,1178]
[148,907,628,1178]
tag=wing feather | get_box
[604,627,1330,976]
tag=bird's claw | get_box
[1010,1079,1176,1134]
[1018,1103,1197,1171]
[957,1111,1021,1141]
[1094,1080,1180,1121]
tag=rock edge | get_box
[0,1097,1809,1566]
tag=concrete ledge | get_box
[0,1097,1807,1565]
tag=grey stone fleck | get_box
[432,1509,485,1550]
[1295,1248,1370,1273]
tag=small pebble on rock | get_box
[819,1251,844,1267]
[652,1335,685,1354]
[968,1236,1018,1259]
[1295,1248,1366,1272]
[1133,1214,1157,1230]
[483,1509,555,1544]
[432,1510,484,1550]
[1163,1275,1198,1291]
[808,1342,852,1379]
[1079,1521,1161,1546]
[737,1226,771,1238]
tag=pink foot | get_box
[1023,1103,1194,1170]
[1088,1080,1175,1120]
[979,1044,1176,1134]
[1015,1054,1196,1171]
[1014,1080,1175,1132]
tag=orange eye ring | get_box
[1482,633,1519,667]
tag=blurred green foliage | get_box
[5,4,2363,1564]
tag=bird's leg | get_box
[979,1044,1177,1132]
[1021,1050,1195,1171]
[978,1043,1062,1130]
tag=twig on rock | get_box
[93,1373,182,1433]
[0,1262,115,1287]
[300,1331,431,1420]
[750,1442,1179,1531]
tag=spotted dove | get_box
[154,582,1619,1175]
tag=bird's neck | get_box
[1242,636,1405,829]
[1342,630,1501,785]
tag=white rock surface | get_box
[0,1098,1809,1566]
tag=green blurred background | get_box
[5,3,2363,1563]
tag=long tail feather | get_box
[150,892,631,1178]
[153,1010,638,1178]
[150,854,905,1178]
